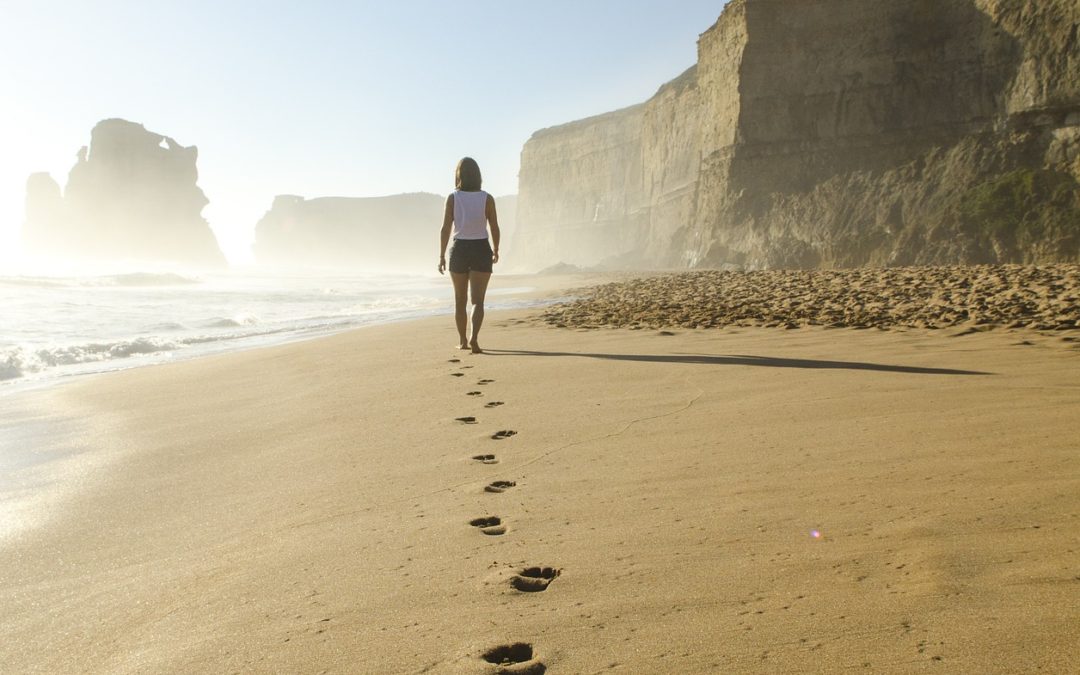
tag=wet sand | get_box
[1,270,1078,673]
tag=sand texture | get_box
[539,265,1080,331]
[1,289,1079,673]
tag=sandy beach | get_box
[1,269,1079,674]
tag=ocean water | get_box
[0,270,534,390]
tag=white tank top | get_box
[452,190,489,240]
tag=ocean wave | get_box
[182,318,360,345]
[203,313,260,328]
[0,318,350,382]
[0,352,24,381]
[0,273,459,384]
[145,322,188,332]
[0,337,180,381]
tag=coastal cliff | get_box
[22,119,226,268]
[254,192,517,271]
[515,0,1080,269]
[254,193,443,271]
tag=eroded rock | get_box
[22,119,226,268]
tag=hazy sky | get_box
[0,1,728,266]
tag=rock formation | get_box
[254,193,444,271]
[254,192,516,271]
[494,193,518,265]
[22,119,226,268]
[515,0,1080,270]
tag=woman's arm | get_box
[486,194,501,264]
[438,194,454,274]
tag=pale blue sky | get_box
[0,1,728,265]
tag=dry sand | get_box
[540,264,1080,331]
[1,271,1079,673]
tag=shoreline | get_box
[0,271,601,395]
[0,271,606,546]
[1,302,1078,672]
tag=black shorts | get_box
[449,238,493,274]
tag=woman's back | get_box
[452,189,489,240]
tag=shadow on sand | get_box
[483,349,991,376]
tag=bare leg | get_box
[450,272,469,349]
[468,272,492,353]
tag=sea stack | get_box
[515,0,1080,270]
[22,118,226,268]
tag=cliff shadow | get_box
[483,349,990,376]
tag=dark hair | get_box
[455,157,482,191]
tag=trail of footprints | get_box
[445,358,556,674]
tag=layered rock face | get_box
[515,0,1080,270]
[254,192,517,272]
[22,119,226,268]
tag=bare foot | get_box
[457,343,469,350]
[470,340,483,354]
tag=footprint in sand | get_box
[510,566,560,593]
[467,391,483,397]
[484,401,505,408]
[469,516,506,535]
[460,365,474,369]
[448,358,461,363]
[472,454,499,465]
[485,480,516,493]
[478,379,495,385]
[491,430,517,440]
[450,373,465,378]
[455,416,478,424]
[481,644,545,674]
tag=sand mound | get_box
[537,264,1080,331]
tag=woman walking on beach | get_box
[438,157,500,353]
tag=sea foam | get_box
[0,271,459,386]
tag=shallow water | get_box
[0,269,537,390]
